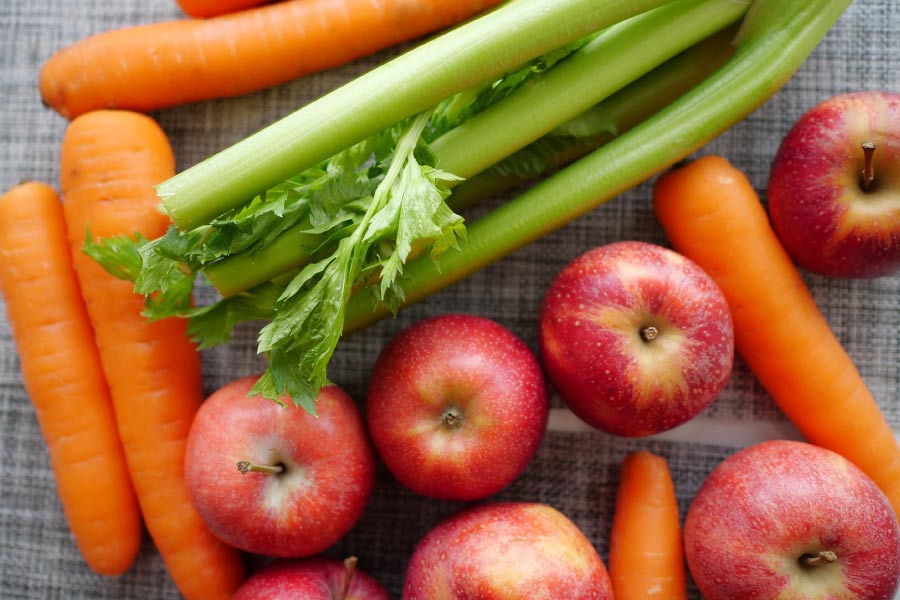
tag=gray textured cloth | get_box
[1,0,899,598]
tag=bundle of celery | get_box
[90,0,850,412]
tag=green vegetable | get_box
[342,0,852,333]
[89,0,845,413]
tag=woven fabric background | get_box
[1,0,899,598]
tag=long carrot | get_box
[59,110,245,598]
[652,155,900,517]
[608,451,686,600]
[0,182,142,576]
[176,0,269,19]
[39,0,504,119]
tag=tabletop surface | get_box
[1,0,899,598]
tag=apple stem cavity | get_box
[440,406,465,431]
[640,325,660,342]
[236,460,285,475]
[337,556,358,600]
[800,550,839,566]
[861,140,877,191]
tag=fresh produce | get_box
[403,502,614,599]
[539,241,733,437]
[609,451,686,599]
[232,557,390,600]
[768,91,900,278]
[176,0,268,18]
[366,314,548,501]
[652,155,900,517]
[342,0,852,336]
[184,375,376,557]
[89,0,755,411]
[0,182,141,576]
[39,0,508,120]
[684,440,900,600]
[59,110,245,599]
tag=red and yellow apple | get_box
[768,91,900,278]
[366,314,548,501]
[539,240,734,436]
[233,556,390,600]
[685,440,900,600]
[403,502,613,599]
[184,376,376,557]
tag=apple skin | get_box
[684,440,900,600]
[539,240,734,437]
[768,91,900,278]
[403,501,613,599]
[184,375,376,557]
[366,314,548,501]
[232,557,390,600]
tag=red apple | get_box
[403,501,613,599]
[539,240,733,437]
[685,440,900,600]
[366,313,548,501]
[768,91,900,278]
[233,556,390,600]
[184,375,376,557]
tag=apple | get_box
[184,375,376,557]
[366,313,548,501]
[539,240,733,437]
[403,501,613,599]
[768,91,900,278]
[233,556,390,600]
[684,439,900,600]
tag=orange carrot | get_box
[39,0,504,119]
[177,0,269,18]
[653,155,900,517]
[59,110,245,598]
[608,451,686,600]
[0,182,142,576]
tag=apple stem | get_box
[236,461,284,475]
[800,550,838,566]
[336,556,358,600]
[640,326,660,342]
[440,406,465,430]
[861,141,877,191]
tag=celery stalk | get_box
[204,0,747,296]
[342,0,852,333]
[157,0,672,231]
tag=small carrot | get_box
[653,155,900,517]
[0,182,142,576]
[39,0,504,119]
[59,110,245,599]
[176,0,269,19]
[608,451,686,600]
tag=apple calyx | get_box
[640,325,660,342]
[439,406,465,431]
[236,460,285,475]
[860,140,877,191]
[337,556,358,600]
[799,550,839,567]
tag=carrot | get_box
[652,155,900,517]
[176,0,269,18]
[59,110,245,599]
[608,451,686,600]
[0,182,142,576]
[38,0,504,119]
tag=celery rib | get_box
[158,0,673,231]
